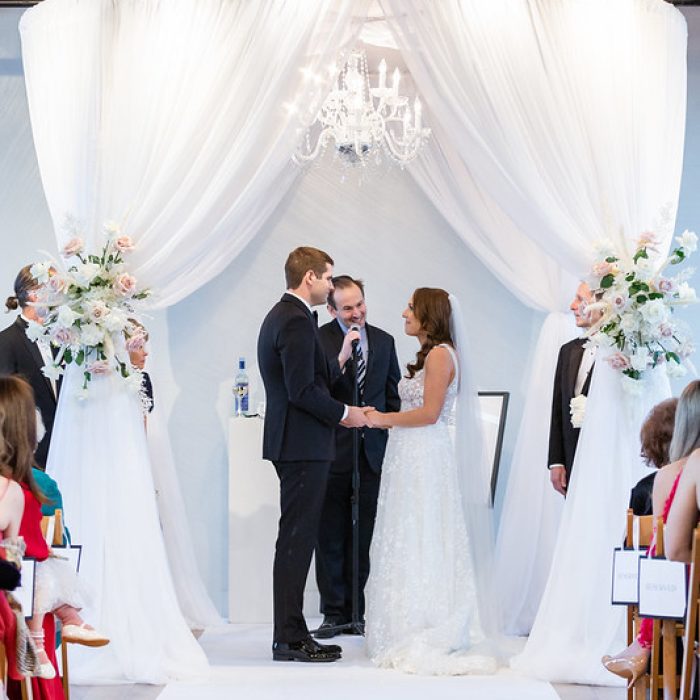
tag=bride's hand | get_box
[366,409,389,429]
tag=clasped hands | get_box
[340,406,389,429]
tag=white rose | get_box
[675,229,698,254]
[666,360,688,379]
[79,323,104,346]
[102,308,128,333]
[103,221,121,239]
[676,282,697,303]
[124,373,143,394]
[56,305,81,328]
[630,348,651,373]
[633,257,655,281]
[639,299,668,325]
[30,261,52,284]
[619,313,638,334]
[72,262,101,288]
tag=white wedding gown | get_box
[47,366,208,684]
[365,345,497,675]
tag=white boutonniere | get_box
[570,394,587,429]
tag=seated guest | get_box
[629,398,678,515]
[0,376,109,687]
[602,380,700,685]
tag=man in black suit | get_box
[257,247,371,663]
[0,265,57,469]
[314,276,400,637]
[548,281,601,496]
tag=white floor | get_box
[71,624,627,700]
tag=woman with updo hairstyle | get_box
[0,265,57,470]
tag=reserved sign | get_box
[638,557,687,619]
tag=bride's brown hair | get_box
[406,287,454,379]
[0,376,45,502]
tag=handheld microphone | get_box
[350,325,360,350]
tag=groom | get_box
[257,247,371,663]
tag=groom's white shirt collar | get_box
[286,291,312,313]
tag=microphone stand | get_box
[311,337,365,637]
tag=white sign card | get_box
[15,558,36,617]
[611,547,649,605]
[638,557,687,619]
[51,545,82,573]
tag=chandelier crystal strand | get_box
[292,49,431,169]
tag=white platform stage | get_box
[158,624,558,700]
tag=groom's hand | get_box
[549,466,567,496]
[341,405,374,428]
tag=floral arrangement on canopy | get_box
[587,228,697,395]
[28,219,150,399]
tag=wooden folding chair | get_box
[40,510,71,700]
[680,527,700,700]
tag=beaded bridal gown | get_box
[365,345,498,676]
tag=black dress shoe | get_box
[313,616,347,639]
[272,636,341,662]
[342,620,365,636]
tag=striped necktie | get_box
[356,344,366,396]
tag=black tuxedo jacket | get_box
[318,320,401,474]
[0,316,57,468]
[257,294,345,463]
[548,337,593,480]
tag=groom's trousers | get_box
[272,460,330,643]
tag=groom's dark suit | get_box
[548,337,593,483]
[257,293,345,644]
[315,319,400,623]
[0,316,57,469]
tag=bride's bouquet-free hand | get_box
[28,219,151,399]
[587,228,697,394]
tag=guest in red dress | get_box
[602,380,700,686]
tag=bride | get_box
[364,287,500,675]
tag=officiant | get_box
[314,276,401,637]
[0,265,58,469]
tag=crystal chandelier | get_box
[293,50,431,168]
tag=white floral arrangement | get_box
[28,220,150,399]
[587,229,697,394]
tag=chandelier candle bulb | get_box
[378,59,386,89]
[392,67,400,95]
[415,97,422,131]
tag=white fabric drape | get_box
[383,0,687,662]
[20,0,367,682]
[20,0,367,308]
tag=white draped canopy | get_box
[18,0,688,684]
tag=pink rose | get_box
[61,237,84,258]
[87,359,111,375]
[113,273,137,297]
[659,322,674,338]
[114,236,135,253]
[637,231,659,249]
[592,261,614,278]
[47,274,68,295]
[51,327,74,345]
[606,352,631,371]
[657,278,676,294]
[125,332,146,353]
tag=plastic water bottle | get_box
[234,358,249,416]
